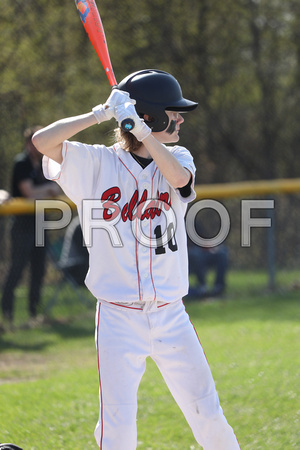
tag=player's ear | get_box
[143,114,155,123]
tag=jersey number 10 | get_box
[154,224,178,255]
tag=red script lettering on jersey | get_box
[101,187,171,222]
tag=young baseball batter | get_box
[32,69,240,449]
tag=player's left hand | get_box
[114,102,152,141]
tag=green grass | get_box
[0,272,299,449]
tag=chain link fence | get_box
[0,189,300,327]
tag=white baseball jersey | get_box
[43,140,241,450]
[43,141,196,303]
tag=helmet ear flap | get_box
[142,111,170,132]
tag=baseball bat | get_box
[75,0,135,131]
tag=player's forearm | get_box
[32,112,97,164]
[142,134,191,188]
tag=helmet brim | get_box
[165,98,198,113]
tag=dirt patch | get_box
[0,352,54,384]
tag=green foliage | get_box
[1,0,300,189]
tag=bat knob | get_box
[121,118,135,132]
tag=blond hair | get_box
[114,127,142,153]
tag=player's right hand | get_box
[92,90,132,124]
[105,89,131,109]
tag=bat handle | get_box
[120,118,135,132]
[111,85,135,132]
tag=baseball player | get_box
[32,69,240,449]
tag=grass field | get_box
[0,271,299,449]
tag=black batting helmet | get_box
[117,69,198,132]
[0,444,23,450]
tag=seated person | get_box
[188,242,229,299]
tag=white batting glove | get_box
[106,89,131,108]
[92,103,114,123]
[114,102,152,141]
[92,89,131,124]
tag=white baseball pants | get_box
[94,299,240,450]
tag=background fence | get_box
[1,182,300,326]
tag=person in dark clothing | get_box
[188,243,229,299]
[58,215,89,287]
[187,213,229,299]
[1,126,60,329]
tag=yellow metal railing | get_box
[194,178,300,199]
[0,178,300,215]
[0,195,76,216]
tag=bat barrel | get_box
[75,0,117,87]
[75,1,134,131]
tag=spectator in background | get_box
[186,209,229,299]
[0,126,60,331]
[188,242,229,299]
[58,215,89,287]
[0,190,10,296]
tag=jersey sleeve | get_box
[42,140,104,204]
[170,145,197,203]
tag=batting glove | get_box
[92,89,131,124]
[114,102,152,141]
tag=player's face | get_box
[153,111,184,144]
